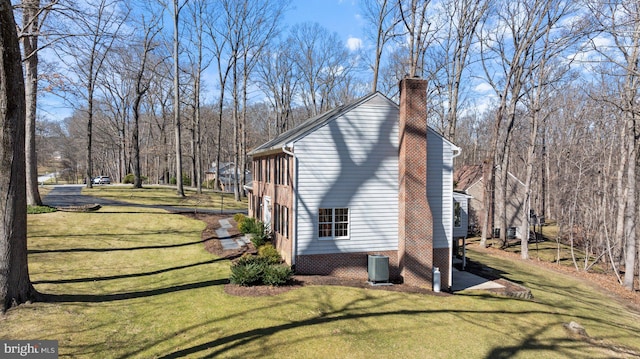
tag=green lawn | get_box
[84,185,248,211]
[1,193,639,358]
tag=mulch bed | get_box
[180,213,640,310]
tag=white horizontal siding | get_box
[427,129,454,249]
[295,96,399,255]
[453,192,470,238]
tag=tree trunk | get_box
[622,124,637,290]
[0,0,39,312]
[22,0,42,205]
[132,94,142,188]
[173,0,184,197]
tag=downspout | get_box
[282,144,297,266]
[452,145,462,159]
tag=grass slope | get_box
[1,190,638,358]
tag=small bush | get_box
[229,261,264,286]
[251,232,269,248]
[262,264,293,286]
[124,173,149,184]
[258,243,282,264]
[27,205,57,214]
[239,217,260,234]
[230,254,292,287]
[234,213,246,225]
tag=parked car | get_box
[92,176,111,184]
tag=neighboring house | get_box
[205,162,252,191]
[453,164,527,239]
[247,78,460,290]
[453,191,472,239]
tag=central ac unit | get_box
[368,254,389,283]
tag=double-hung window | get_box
[318,208,349,239]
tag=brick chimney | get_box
[398,77,434,288]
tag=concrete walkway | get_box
[216,219,240,250]
[216,219,252,251]
[451,267,505,292]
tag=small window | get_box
[265,158,271,183]
[318,208,349,239]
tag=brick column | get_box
[398,77,433,288]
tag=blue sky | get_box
[285,0,365,50]
[39,0,368,122]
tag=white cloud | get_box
[346,37,362,51]
[474,82,493,93]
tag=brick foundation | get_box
[295,251,401,281]
[433,247,451,290]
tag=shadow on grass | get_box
[32,257,229,284]
[28,238,206,254]
[41,278,229,303]
[150,306,623,359]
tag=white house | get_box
[248,78,460,290]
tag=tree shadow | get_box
[28,238,206,254]
[41,278,229,303]
[32,257,228,284]
[152,303,611,359]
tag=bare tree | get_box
[289,22,355,116]
[54,0,129,187]
[17,0,55,205]
[478,0,573,248]
[436,0,489,141]
[397,0,435,77]
[185,0,208,193]
[583,0,640,290]
[131,8,163,188]
[255,39,298,136]
[235,0,289,201]
[0,0,38,312]
[361,0,400,92]
[171,0,187,196]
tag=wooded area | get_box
[7,0,640,298]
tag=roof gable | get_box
[454,165,484,190]
[454,164,525,191]
[249,92,397,156]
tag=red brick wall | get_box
[433,247,451,290]
[252,154,294,264]
[398,77,434,288]
[296,251,401,281]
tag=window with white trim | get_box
[318,208,349,239]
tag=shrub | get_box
[238,217,259,234]
[229,261,264,286]
[124,173,149,184]
[250,232,269,248]
[258,243,282,264]
[230,254,292,287]
[27,205,57,214]
[233,213,246,225]
[238,217,271,248]
[262,264,293,286]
